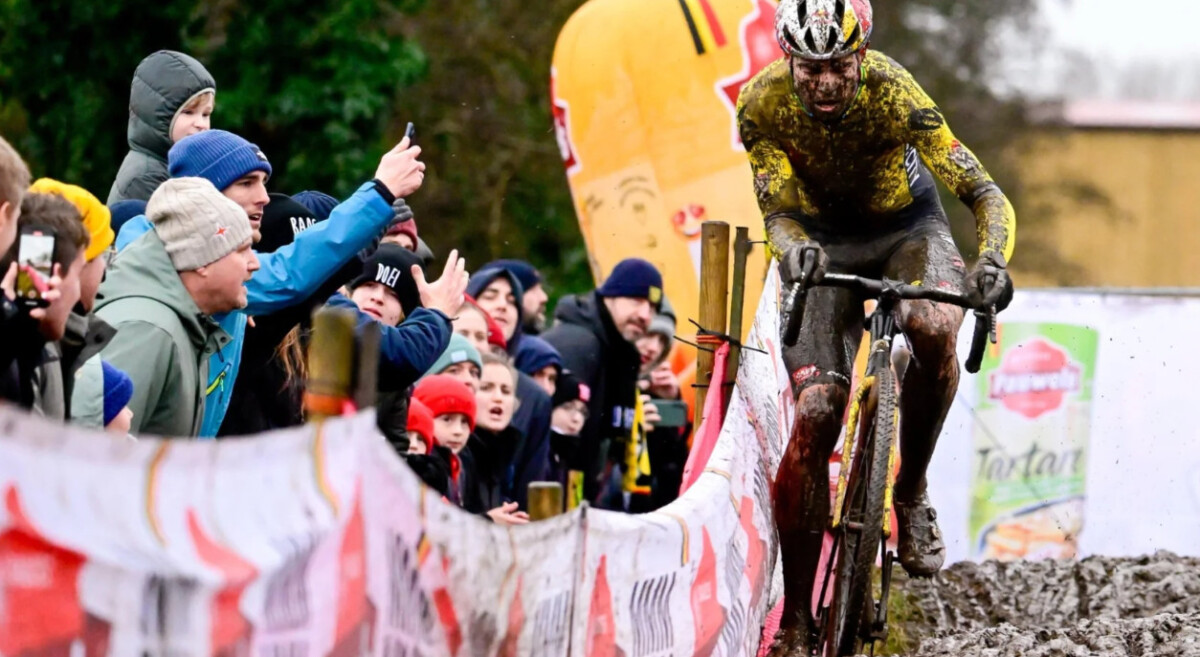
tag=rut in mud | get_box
[879,551,1200,655]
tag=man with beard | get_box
[542,258,664,511]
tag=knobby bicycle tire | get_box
[824,362,898,657]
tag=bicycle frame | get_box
[790,273,995,656]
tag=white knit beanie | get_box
[146,177,253,271]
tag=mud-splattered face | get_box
[790,51,864,122]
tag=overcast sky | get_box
[1003,0,1200,100]
[1047,0,1200,59]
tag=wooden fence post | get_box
[694,221,730,428]
[723,226,752,409]
[304,307,358,421]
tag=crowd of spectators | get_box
[0,49,693,518]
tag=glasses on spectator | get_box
[102,248,117,268]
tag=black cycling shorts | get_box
[784,199,967,394]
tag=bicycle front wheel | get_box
[823,362,898,657]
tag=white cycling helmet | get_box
[775,0,873,60]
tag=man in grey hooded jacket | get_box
[107,50,216,204]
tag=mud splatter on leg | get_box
[895,300,963,504]
[774,382,848,628]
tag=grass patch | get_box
[860,565,926,655]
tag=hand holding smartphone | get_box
[16,226,56,309]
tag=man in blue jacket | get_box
[109,129,426,437]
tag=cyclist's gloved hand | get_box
[967,253,1013,311]
[780,240,828,287]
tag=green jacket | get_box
[33,311,116,422]
[79,230,230,437]
[107,50,216,204]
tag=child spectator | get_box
[101,361,135,435]
[551,371,590,438]
[514,335,563,397]
[413,374,477,507]
[548,371,589,484]
[108,50,216,204]
[405,398,435,456]
[426,334,483,393]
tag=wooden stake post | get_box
[723,226,751,409]
[694,221,730,428]
[304,307,380,421]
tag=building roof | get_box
[1033,100,1200,130]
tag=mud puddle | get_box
[878,551,1200,656]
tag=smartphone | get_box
[16,225,56,309]
[404,121,416,143]
[653,399,689,428]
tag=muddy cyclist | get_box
[735,0,1015,652]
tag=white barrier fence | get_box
[0,273,795,656]
[4,277,1198,656]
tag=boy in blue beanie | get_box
[100,128,428,438]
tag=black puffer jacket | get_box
[465,426,522,513]
[542,291,643,505]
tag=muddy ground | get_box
[880,551,1200,656]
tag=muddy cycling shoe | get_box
[895,492,946,577]
[766,623,812,657]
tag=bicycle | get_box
[780,263,997,657]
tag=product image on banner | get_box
[969,323,1099,561]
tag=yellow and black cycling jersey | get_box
[736,50,1014,262]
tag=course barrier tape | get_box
[0,270,796,657]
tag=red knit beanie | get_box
[413,375,477,432]
[386,216,419,249]
[406,398,436,453]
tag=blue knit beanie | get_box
[101,361,134,427]
[597,258,663,307]
[291,190,339,220]
[167,129,272,192]
[487,259,542,292]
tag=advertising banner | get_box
[551,0,783,338]
[968,323,1098,561]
